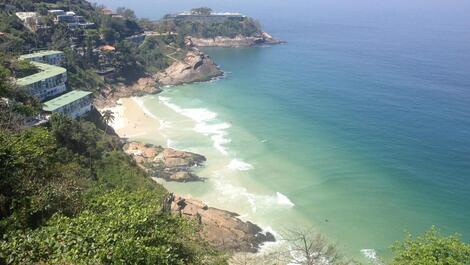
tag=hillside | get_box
[0,1,228,264]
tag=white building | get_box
[16,62,67,101]
[15,12,40,31]
[19,50,65,66]
[42,90,93,118]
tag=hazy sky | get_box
[92,0,470,30]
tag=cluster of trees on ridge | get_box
[0,1,469,264]
[157,7,262,39]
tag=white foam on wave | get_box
[166,139,175,148]
[132,96,174,130]
[361,249,381,264]
[159,120,171,129]
[212,175,295,213]
[228,159,254,171]
[159,96,231,155]
[132,97,158,120]
[276,192,295,207]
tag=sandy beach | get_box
[99,97,166,144]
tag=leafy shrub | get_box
[391,227,470,265]
[0,189,227,264]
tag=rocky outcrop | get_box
[156,50,223,86]
[164,194,275,252]
[95,76,161,108]
[186,32,284,47]
[124,142,206,182]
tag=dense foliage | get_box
[157,15,262,39]
[0,0,174,90]
[391,227,470,265]
[0,112,227,264]
[176,18,261,39]
[1,190,225,264]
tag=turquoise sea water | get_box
[98,0,470,261]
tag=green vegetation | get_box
[391,227,470,265]
[0,111,227,263]
[0,46,225,262]
[191,7,213,16]
[176,17,261,39]
[158,13,262,39]
[1,1,469,264]
[0,0,179,91]
[1,189,225,264]
[155,7,262,39]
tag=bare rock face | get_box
[186,32,285,48]
[165,194,276,252]
[124,142,206,182]
[156,50,223,86]
[95,76,161,108]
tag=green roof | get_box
[19,50,64,60]
[43,90,92,112]
[16,62,66,87]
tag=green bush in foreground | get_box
[391,227,470,265]
[0,189,227,264]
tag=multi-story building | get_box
[49,9,95,29]
[16,62,67,102]
[19,50,65,66]
[42,90,93,118]
[17,51,93,120]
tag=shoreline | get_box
[97,95,278,253]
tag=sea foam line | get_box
[132,97,159,121]
[159,96,231,155]
[361,249,381,264]
[228,159,254,171]
[212,174,295,213]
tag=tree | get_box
[101,110,115,134]
[50,24,71,50]
[191,7,213,16]
[0,189,227,264]
[116,7,137,20]
[391,227,470,265]
[279,229,354,265]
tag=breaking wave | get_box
[159,96,231,155]
[228,159,254,171]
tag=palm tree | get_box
[101,110,115,134]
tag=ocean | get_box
[97,0,470,262]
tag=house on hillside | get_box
[15,12,48,32]
[49,9,95,29]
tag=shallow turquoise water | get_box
[137,22,470,261]
[96,0,470,261]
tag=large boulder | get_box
[94,76,161,108]
[156,50,223,86]
[124,142,206,182]
[166,194,276,252]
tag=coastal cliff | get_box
[165,194,276,252]
[186,32,284,47]
[156,50,223,86]
[95,76,161,108]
